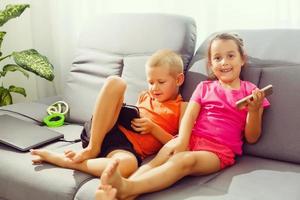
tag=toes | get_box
[31,157,42,164]
[101,172,109,185]
[111,159,120,172]
[109,187,117,198]
[30,149,39,155]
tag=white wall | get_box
[0,0,38,104]
[1,0,300,104]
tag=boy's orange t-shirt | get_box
[119,91,183,159]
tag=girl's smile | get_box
[210,39,245,88]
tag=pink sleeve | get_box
[190,82,204,104]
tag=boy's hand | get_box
[246,89,265,112]
[131,117,156,134]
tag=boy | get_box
[31,49,186,178]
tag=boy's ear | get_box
[176,73,185,86]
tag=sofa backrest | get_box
[183,29,300,164]
[63,13,196,124]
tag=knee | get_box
[105,76,127,94]
[172,152,197,173]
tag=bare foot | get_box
[101,159,132,199]
[30,149,73,167]
[95,185,117,200]
[64,147,99,163]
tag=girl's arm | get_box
[244,89,265,144]
[176,101,201,150]
[245,107,264,144]
[149,102,188,144]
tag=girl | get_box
[97,32,270,200]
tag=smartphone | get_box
[236,84,273,109]
[117,104,140,133]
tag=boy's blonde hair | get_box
[146,49,184,77]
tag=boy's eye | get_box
[158,81,166,84]
[213,56,221,61]
[228,54,235,58]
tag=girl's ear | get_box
[176,73,185,86]
[242,54,248,67]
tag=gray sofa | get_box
[0,14,299,200]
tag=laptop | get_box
[0,114,64,152]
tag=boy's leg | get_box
[31,149,138,177]
[67,76,127,162]
[102,151,220,199]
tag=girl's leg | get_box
[102,151,220,199]
[129,138,178,179]
[31,149,138,177]
[67,76,126,162]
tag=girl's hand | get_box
[131,117,156,134]
[164,137,188,156]
[246,89,265,112]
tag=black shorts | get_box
[98,126,142,166]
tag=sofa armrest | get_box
[0,102,49,124]
[34,95,63,105]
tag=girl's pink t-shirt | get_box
[190,80,270,155]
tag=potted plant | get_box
[0,4,54,106]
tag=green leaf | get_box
[2,64,29,78]
[0,31,6,56]
[8,85,26,97]
[12,49,55,81]
[0,4,30,27]
[0,86,13,106]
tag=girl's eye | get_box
[228,54,235,58]
[158,81,165,84]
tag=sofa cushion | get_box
[0,128,89,200]
[63,49,123,124]
[63,14,196,124]
[123,156,300,200]
[243,66,300,164]
[0,102,50,123]
[181,59,208,101]
[240,65,261,86]
[199,156,300,200]
[122,56,148,104]
[74,172,220,200]
[194,29,300,64]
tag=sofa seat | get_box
[0,124,91,200]
[72,155,300,200]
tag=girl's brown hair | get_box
[206,32,247,80]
